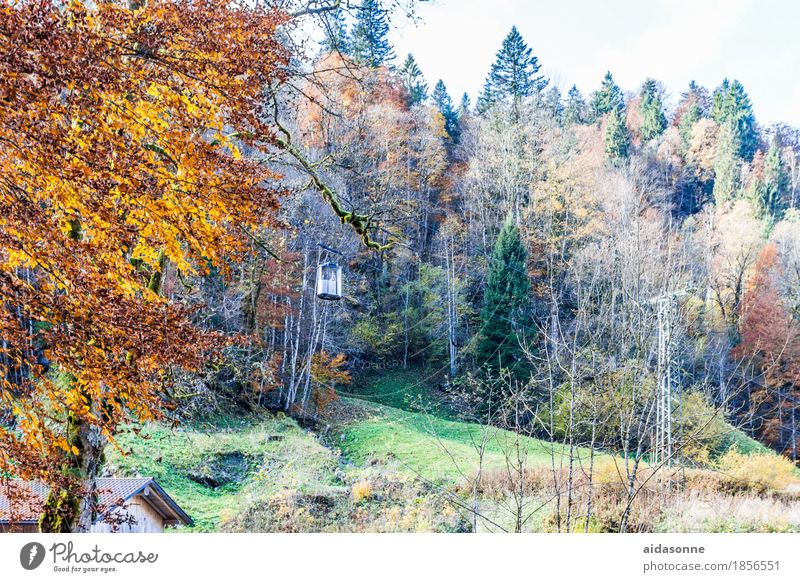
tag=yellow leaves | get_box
[146,82,161,100]
[2,0,289,486]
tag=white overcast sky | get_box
[386,0,800,127]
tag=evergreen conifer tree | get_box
[564,85,587,125]
[544,85,564,123]
[399,53,428,105]
[639,78,667,142]
[458,92,472,117]
[677,82,710,148]
[589,71,624,122]
[711,79,758,161]
[432,79,459,140]
[749,139,789,222]
[712,121,742,205]
[604,106,630,162]
[476,219,533,382]
[319,9,351,56]
[351,0,394,67]
[476,26,547,112]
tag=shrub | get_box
[351,480,373,503]
[674,391,728,465]
[718,448,798,493]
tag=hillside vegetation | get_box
[3,1,800,534]
[108,370,800,533]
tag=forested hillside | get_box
[1,0,799,533]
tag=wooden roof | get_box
[0,478,193,527]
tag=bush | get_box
[718,448,798,493]
[351,480,373,503]
[674,392,728,465]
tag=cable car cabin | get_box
[316,262,342,300]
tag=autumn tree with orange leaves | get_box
[734,245,800,458]
[0,0,292,531]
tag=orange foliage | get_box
[310,351,350,411]
[733,245,800,452]
[0,0,289,490]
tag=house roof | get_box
[0,478,193,528]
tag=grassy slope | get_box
[338,368,600,482]
[106,414,339,532]
[337,397,598,482]
[108,368,795,531]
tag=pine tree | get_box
[677,82,708,148]
[748,139,789,222]
[432,79,459,140]
[319,9,351,56]
[351,0,394,68]
[476,219,533,381]
[476,26,547,112]
[589,71,624,122]
[458,92,472,117]
[399,53,428,106]
[604,106,630,162]
[476,78,496,115]
[544,85,564,123]
[711,78,758,161]
[564,85,587,125]
[712,121,742,205]
[639,78,667,142]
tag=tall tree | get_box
[399,53,428,105]
[458,92,472,117]
[319,8,351,56]
[713,121,742,205]
[544,85,564,123]
[432,79,459,140]
[748,139,789,222]
[605,106,631,162]
[677,81,709,148]
[589,71,624,122]
[564,85,587,125]
[733,245,800,456]
[476,26,547,112]
[638,78,667,142]
[711,78,759,161]
[351,0,394,67]
[476,219,533,381]
[0,0,288,532]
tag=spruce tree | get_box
[604,106,630,162]
[677,82,708,148]
[319,9,351,56]
[544,85,564,123]
[476,26,547,112]
[399,53,428,106]
[564,85,587,125]
[476,219,533,382]
[749,139,789,222]
[432,79,459,140]
[639,78,667,142]
[711,78,758,161]
[712,121,741,205]
[476,78,496,115]
[458,92,472,117]
[589,71,624,122]
[351,0,394,68]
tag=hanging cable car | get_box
[316,243,343,301]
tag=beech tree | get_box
[0,0,295,531]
